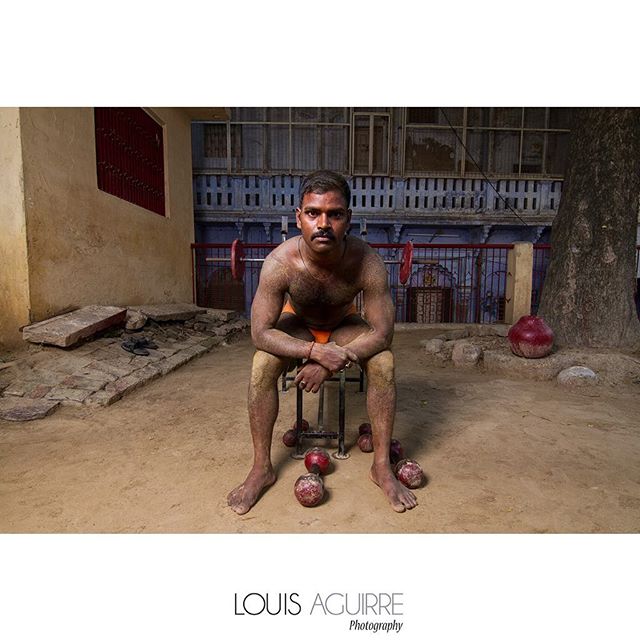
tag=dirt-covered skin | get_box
[231,182,410,515]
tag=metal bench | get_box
[281,364,366,459]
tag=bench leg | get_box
[334,369,350,459]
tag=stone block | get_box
[45,387,95,405]
[126,309,147,331]
[557,366,599,387]
[202,308,239,322]
[73,367,118,383]
[452,342,483,367]
[134,363,163,385]
[48,355,95,375]
[194,314,222,326]
[131,303,207,322]
[101,355,143,374]
[476,324,510,337]
[199,336,223,349]
[230,318,250,331]
[103,364,162,399]
[25,384,54,399]
[0,397,60,422]
[183,344,208,358]
[156,346,180,358]
[84,389,123,407]
[3,380,33,397]
[444,328,469,341]
[61,375,108,392]
[156,349,201,376]
[85,360,133,379]
[22,306,127,347]
[421,338,445,354]
[20,368,67,387]
[104,374,144,398]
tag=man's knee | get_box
[364,349,395,385]
[251,350,288,387]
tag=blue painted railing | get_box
[193,175,563,215]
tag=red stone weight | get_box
[399,240,413,285]
[357,433,374,453]
[358,422,372,436]
[508,315,554,358]
[394,459,424,489]
[231,239,245,282]
[304,447,331,475]
[294,473,324,507]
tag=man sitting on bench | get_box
[227,170,418,514]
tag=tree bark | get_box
[538,108,640,350]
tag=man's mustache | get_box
[312,231,335,240]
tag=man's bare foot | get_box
[227,465,277,515]
[370,463,418,512]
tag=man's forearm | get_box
[252,328,313,360]
[342,329,392,362]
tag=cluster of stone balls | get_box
[283,421,424,507]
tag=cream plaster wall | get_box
[19,107,195,323]
[0,108,31,350]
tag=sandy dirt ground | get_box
[1,329,639,533]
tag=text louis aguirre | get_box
[235,591,404,633]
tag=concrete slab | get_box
[131,303,207,322]
[0,397,60,422]
[22,306,127,348]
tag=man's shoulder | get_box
[348,236,383,267]
[262,239,299,279]
[266,237,297,263]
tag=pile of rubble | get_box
[0,304,250,422]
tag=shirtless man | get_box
[227,170,418,514]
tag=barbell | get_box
[205,239,435,285]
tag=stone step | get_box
[22,306,127,348]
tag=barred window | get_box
[94,108,165,216]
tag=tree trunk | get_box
[538,108,640,350]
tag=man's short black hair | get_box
[299,170,351,209]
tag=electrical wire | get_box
[439,108,529,226]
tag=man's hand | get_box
[309,341,358,374]
[294,361,332,393]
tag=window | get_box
[203,124,227,169]
[352,113,390,175]
[404,107,571,178]
[198,108,350,175]
[192,107,572,179]
[94,108,166,216]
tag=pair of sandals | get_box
[121,336,158,356]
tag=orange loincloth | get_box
[281,300,357,344]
